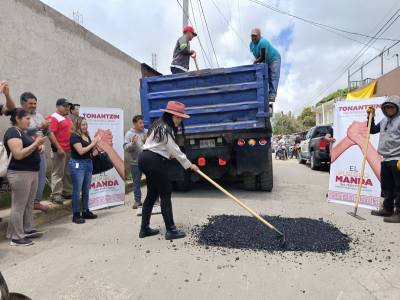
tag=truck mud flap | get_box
[235,145,270,175]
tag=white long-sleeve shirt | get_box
[142,130,192,170]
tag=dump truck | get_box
[140,64,273,191]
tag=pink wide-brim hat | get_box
[160,101,190,119]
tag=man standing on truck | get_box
[250,28,281,102]
[170,26,197,74]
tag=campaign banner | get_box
[80,107,125,210]
[327,97,386,210]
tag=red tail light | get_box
[198,157,206,167]
[319,139,327,151]
[259,138,267,146]
[237,139,245,146]
[218,158,227,166]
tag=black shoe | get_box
[24,229,44,239]
[10,238,33,246]
[165,228,186,240]
[82,211,98,219]
[72,216,85,224]
[139,227,160,238]
[384,210,400,223]
[371,208,393,217]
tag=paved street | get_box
[1,160,399,300]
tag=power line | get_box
[311,9,400,104]
[249,0,400,42]
[194,0,216,68]
[198,0,220,67]
[210,0,246,47]
[176,0,214,68]
[189,0,213,68]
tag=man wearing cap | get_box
[250,28,281,102]
[48,98,73,204]
[170,26,197,74]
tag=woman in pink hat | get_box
[138,101,198,240]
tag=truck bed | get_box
[140,64,270,134]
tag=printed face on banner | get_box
[328,98,385,210]
[80,107,125,211]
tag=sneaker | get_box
[61,193,72,199]
[72,216,85,224]
[10,238,34,246]
[139,227,160,238]
[51,196,64,204]
[165,227,186,240]
[34,202,49,212]
[384,210,400,223]
[82,211,98,219]
[371,208,393,217]
[132,202,143,209]
[24,230,44,239]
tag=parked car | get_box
[298,125,332,170]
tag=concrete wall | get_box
[374,67,400,97]
[0,0,143,133]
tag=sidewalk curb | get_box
[0,178,146,241]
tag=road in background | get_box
[0,160,399,299]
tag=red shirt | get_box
[48,112,72,152]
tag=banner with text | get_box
[327,97,386,210]
[80,107,125,210]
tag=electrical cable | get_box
[198,0,220,67]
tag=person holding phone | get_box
[4,108,46,246]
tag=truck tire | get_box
[259,148,273,192]
[298,152,306,164]
[243,175,257,191]
[174,172,193,192]
[310,151,320,170]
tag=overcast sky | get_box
[41,0,400,114]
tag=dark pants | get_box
[171,67,186,74]
[381,160,400,210]
[131,165,142,203]
[138,151,175,230]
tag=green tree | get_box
[272,111,300,135]
[297,106,316,130]
[316,88,349,106]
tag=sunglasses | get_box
[384,105,397,109]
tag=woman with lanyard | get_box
[139,101,198,240]
[69,117,100,224]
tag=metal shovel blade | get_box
[347,211,366,221]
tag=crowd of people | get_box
[0,80,200,246]
[0,82,99,246]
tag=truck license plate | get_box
[199,139,216,148]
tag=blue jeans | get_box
[268,57,281,97]
[35,153,47,203]
[69,159,93,214]
[131,165,142,203]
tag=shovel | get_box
[192,56,199,71]
[347,107,375,220]
[196,169,285,245]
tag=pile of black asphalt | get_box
[192,215,351,253]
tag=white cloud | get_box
[41,0,400,114]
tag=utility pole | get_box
[183,0,189,27]
[151,53,157,70]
